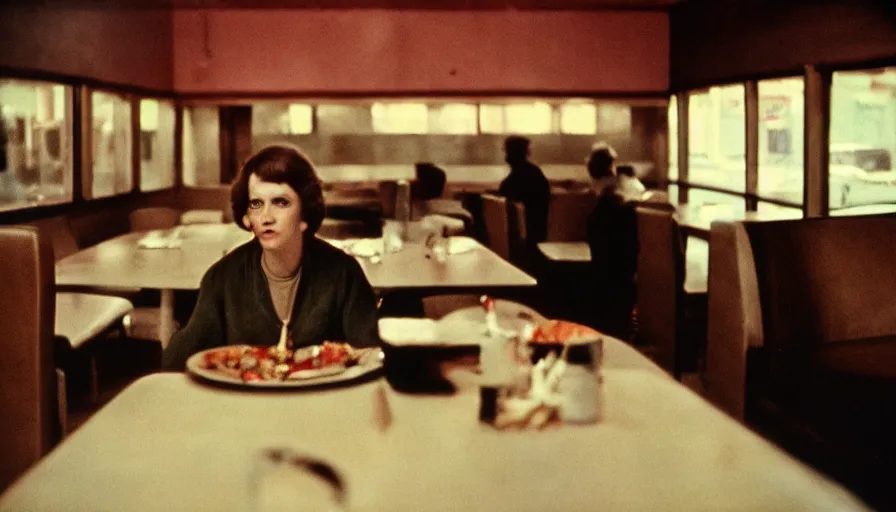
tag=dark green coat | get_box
[162,237,380,371]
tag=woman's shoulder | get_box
[307,236,359,268]
[203,238,259,279]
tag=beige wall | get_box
[0,7,174,91]
[172,9,669,94]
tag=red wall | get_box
[173,9,669,94]
[0,7,174,91]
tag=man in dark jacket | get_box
[585,142,639,341]
[497,136,550,245]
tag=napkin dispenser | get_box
[378,318,480,394]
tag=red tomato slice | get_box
[241,370,263,382]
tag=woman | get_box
[162,145,380,371]
[585,142,639,341]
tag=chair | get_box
[545,191,597,242]
[480,194,511,260]
[704,221,763,420]
[128,207,182,232]
[641,190,670,204]
[317,218,380,240]
[27,216,79,261]
[378,181,398,219]
[634,207,686,376]
[508,201,528,264]
[0,226,58,491]
[180,209,224,225]
[55,292,133,404]
[704,217,896,509]
[26,219,137,404]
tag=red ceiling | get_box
[43,0,678,10]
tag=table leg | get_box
[159,289,175,349]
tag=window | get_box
[428,103,478,134]
[251,102,313,136]
[685,84,746,213]
[756,77,804,213]
[505,102,552,134]
[90,90,132,198]
[315,104,372,134]
[829,66,896,213]
[0,78,73,211]
[371,103,428,134]
[668,95,678,183]
[478,102,552,134]
[478,104,505,133]
[176,97,665,186]
[139,98,175,192]
[182,106,221,187]
[596,103,631,135]
[559,103,597,135]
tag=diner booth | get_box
[1,0,895,510]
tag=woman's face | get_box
[244,173,307,252]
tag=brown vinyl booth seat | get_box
[705,217,896,509]
[479,194,528,266]
[634,206,686,376]
[480,194,512,261]
[635,203,708,379]
[25,216,135,404]
[179,209,224,225]
[545,190,597,242]
[129,207,182,232]
[0,226,59,492]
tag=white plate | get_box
[346,238,384,258]
[447,236,477,255]
[186,345,384,388]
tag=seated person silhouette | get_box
[615,164,646,202]
[411,162,473,233]
[497,136,550,245]
[585,143,639,341]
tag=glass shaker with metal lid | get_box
[558,340,604,424]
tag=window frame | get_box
[137,96,177,192]
[83,87,136,200]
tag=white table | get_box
[334,236,537,294]
[0,364,868,511]
[675,203,804,239]
[55,224,254,346]
[538,239,710,295]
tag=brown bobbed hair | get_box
[230,145,326,237]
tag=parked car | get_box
[707,145,896,209]
[829,144,896,209]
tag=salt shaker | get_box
[478,296,516,388]
[558,340,603,424]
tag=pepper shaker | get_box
[558,340,604,424]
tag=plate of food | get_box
[525,320,602,362]
[528,320,601,344]
[186,342,384,388]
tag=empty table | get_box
[55,224,253,346]
[334,236,537,294]
[0,363,869,511]
[538,239,709,294]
